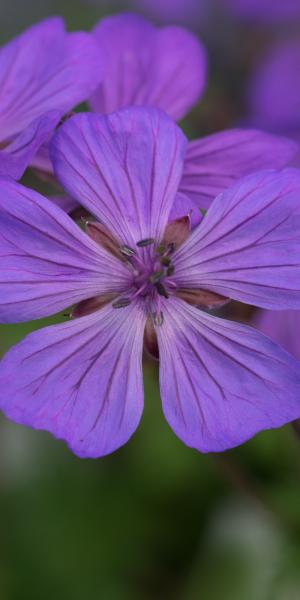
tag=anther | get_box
[153,311,164,326]
[136,238,155,247]
[112,298,132,309]
[120,245,136,257]
[155,244,166,255]
[167,265,175,276]
[155,282,169,298]
[160,256,171,267]
[149,270,164,284]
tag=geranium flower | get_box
[89,13,298,221]
[36,13,297,218]
[0,17,103,179]
[0,108,300,458]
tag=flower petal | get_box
[247,40,300,131]
[89,13,206,121]
[179,129,298,211]
[0,17,103,140]
[0,302,146,458]
[254,309,300,361]
[174,169,300,309]
[157,298,300,452]
[50,108,187,246]
[0,179,130,323]
[0,111,61,180]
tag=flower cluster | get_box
[0,14,300,458]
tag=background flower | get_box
[0,17,103,179]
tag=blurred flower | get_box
[254,310,300,362]
[0,108,300,458]
[247,39,300,136]
[132,0,205,26]
[0,17,103,180]
[60,11,297,226]
[89,12,207,120]
[224,0,300,22]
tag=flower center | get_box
[112,237,177,324]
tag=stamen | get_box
[149,270,164,284]
[136,238,155,247]
[112,298,132,309]
[120,245,136,257]
[167,265,175,276]
[155,282,169,298]
[160,256,171,267]
[155,244,166,255]
[153,311,164,326]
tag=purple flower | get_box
[89,13,207,121]
[132,0,206,26]
[0,107,300,458]
[254,310,300,362]
[225,0,300,22]
[0,17,103,180]
[247,39,300,134]
[79,12,297,223]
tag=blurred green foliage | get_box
[1,1,300,599]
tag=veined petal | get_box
[0,17,102,140]
[0,111,61,180]
[89,13,206,121]
[51,108,187,246]
[157,298,300,452]
[0,302,146,458]
[179,129,298,211]
[0,179,130,323]
[174,169,300,309]
[254,309,300,361]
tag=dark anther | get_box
[160,256,171,267]
[155,244,166,255]
[120,245,136,257]
[167,242,176,254]
[149,270,164,284]
[136,238,155,247]
[153,311,164,326]
[112,298,132,309]
[167,265,175,276]
[155,282,169,298]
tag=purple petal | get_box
[89,13,206,121]
[169,191,202,228]
[179,129,298,211]
[0,111,61,180]
[247,40,300,132]
[0,179,130,323]
[50,108,187,246]
[0,302,146,458]
[157,298,300,452]
[49,194,80,215]
[135,0,205,25]
[254,309,300,361]
[0,17,103,140]
[225,0,300,22]
[174,169,300,310]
